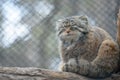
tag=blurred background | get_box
[0,0,119,70]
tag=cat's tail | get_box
[117,9,120,72]
[117,9,120,47]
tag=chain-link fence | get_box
[0,0,119,70]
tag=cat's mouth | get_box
[65,34,76,39]
[66,34,72,36]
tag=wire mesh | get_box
[0,0,119,70]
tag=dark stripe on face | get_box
[58,29,65,35]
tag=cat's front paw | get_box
[67,58,78,73]
[60,63,68,72]
[61,58,78,73]
[60,58,79,73]
[60,62,76,72]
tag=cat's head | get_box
[56,16,90,41]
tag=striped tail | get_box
[117,9,120,47]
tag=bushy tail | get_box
[117,9,120,72]
[117,9,120,47]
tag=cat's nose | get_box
[66,30,70,33]
[66,28,70,33]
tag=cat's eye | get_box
[78,27,85,32]
[70,26,78,30]
[70,27,76,30]
[78,25,84,28]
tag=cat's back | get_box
[91,26,113,40]
[80,26,113,61]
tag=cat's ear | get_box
[78,16,90,33]
[79,15,88,25]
